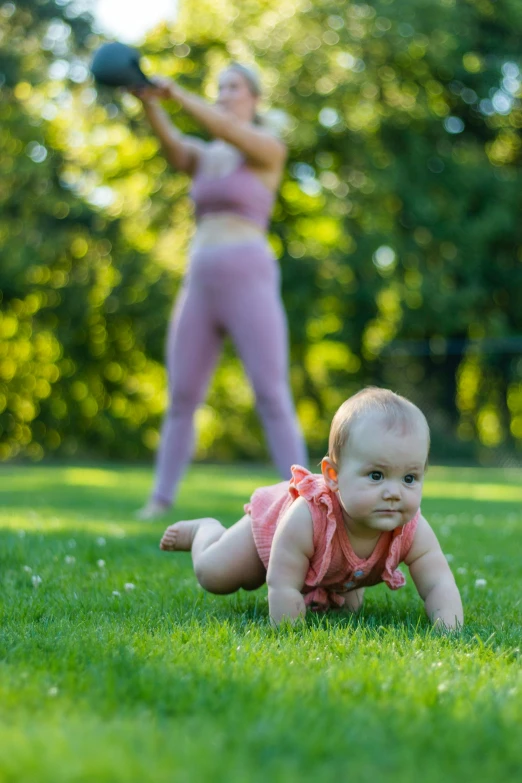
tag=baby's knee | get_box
[194,561,233,595]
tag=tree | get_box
[0,0,173,460]
[2,0,522,464]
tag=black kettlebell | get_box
[90,42,152,88]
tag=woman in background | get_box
[132,62,307,519]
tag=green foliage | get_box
[0,462,521,781]
[1,0,522,463]
[0,0,174,460]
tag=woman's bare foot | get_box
[135,498,171,521]
[159,518,221,552]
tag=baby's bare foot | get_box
[159,519,203,551]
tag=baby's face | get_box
[333,414,428,535]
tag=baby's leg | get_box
[160,514,266,594]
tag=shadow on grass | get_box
[0,463,280,522]
[2,486,522,527]
[2,648,521,783]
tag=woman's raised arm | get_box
[136,90,206,175]
[142,78,286,172]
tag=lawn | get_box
[0,462,521,783]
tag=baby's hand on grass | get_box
[431,617,463,636]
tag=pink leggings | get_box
[152,240,307,505]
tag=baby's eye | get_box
[404,474,417,485]
[369,471,383,481]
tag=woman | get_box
[133,62,307,520]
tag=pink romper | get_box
[245,465,420,611]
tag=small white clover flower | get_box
[457,567,467,575]
[96,537,106,547]
[475,578,487,588]
[48,687,58,697]
[64,555,76,565]
[124,583,135,591]
[112,590,121,597]
[445,553,454,562]
[23,565,32,573]
[97,559,106,568]
[32,575,42,587]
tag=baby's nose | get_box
[382,483,401,499]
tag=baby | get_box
[160,387,463,630]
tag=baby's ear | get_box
[321,457,338,490]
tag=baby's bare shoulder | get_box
[273,496,314,558]
[405,515,443,565]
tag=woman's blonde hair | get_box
[328,387,430,466]
[228,62,262,97]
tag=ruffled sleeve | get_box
[381,509,421,589]
[289,465,340,588]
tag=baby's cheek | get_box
[406,487,422,514]
[338,489,360,515]
[338,493,354,514]
[344,489,374,515]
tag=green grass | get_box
[0,462,521,783]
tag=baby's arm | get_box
[405,515,464,630]
[266,497,314,627]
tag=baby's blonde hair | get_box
[328,387,430,466]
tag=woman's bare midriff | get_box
[191,213,268,252]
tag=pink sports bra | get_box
[191,162,275,231]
